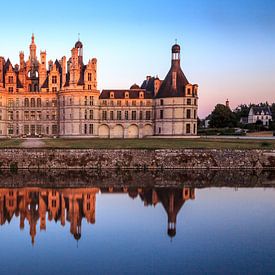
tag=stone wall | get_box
[0,148,274,170]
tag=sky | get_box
[0,0,274,118]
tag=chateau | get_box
[0,35,198,138]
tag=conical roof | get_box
[155,65,189,98]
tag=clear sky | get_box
[0,0,274,118]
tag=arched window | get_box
[24,98,29,107]
[37,98,42,107]
[31,98,35,107]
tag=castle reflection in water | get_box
[0,186,194,244]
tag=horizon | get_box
[0,0,274,118]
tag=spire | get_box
[29,33,37,61]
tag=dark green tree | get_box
[209,104,237,128]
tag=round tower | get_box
[154,42,198,136]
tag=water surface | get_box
[0,170,274,274]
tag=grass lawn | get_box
[43,138,275,149]
[0,137,274,149]
[0,139,22,148]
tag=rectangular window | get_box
[8,111,13,121]
[110,111,114,120]
[187,98,192,105]
[52,125,58,135]
[52,87,57,93]
[8,125,13,135]
[132,111,136,120]
[52,100,57,107]
[8,76,13,83]
[88,85,92,90]
[89,124,93,134]
[186,123,191,134]
[117,111,122,120]
[31,111,35,120]
[84,110,88,120]
[146,111,151,120]
[90,96,94,105]
[132,100,136,107]
[102,111,107,120]
[89,110,93,120]
[8,87,13,93]
[16,111,19,120]
[160,110,164,119]
[52,76,57,84]
[24,111,29,120]
[194,110,197,119]
[187,109,191,119]
[160,99,164,106]
[88,73,92,81]
[84,96,87,105]
[125,111,129,120]
[84,124,87,134]
[37,111,42,120]
[24,125,29,135]
[37,125,42,134]
[117,100,121,107]
[139,111,143,120]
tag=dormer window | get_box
[125,91,129,99]
[52,76,57,84]
[8,76,13,84]
[110,92,114,99]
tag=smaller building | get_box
[248,106,272,126]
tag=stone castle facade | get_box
[0,35,198,138]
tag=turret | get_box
[39,51,47,88]
[61,56,66,87]
[19,51,25,70]
[75,39,83,65]
[29,33,37,62]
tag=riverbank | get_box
[0,148,274,169]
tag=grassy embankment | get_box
[43,138,275,149]
[0,138,274,149]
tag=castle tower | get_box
[39,51,47,88]
[29,33,37,62]
[75,39,83,65]
[154,43,198,136]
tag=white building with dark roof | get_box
[248,106,272,126]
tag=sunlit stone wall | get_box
[0,149,274,169]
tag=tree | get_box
[209,104,237,128]
[234,104,251,122]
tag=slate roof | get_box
[155,61,189,98]
[250,106,272,116]
[99,89,153,99]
